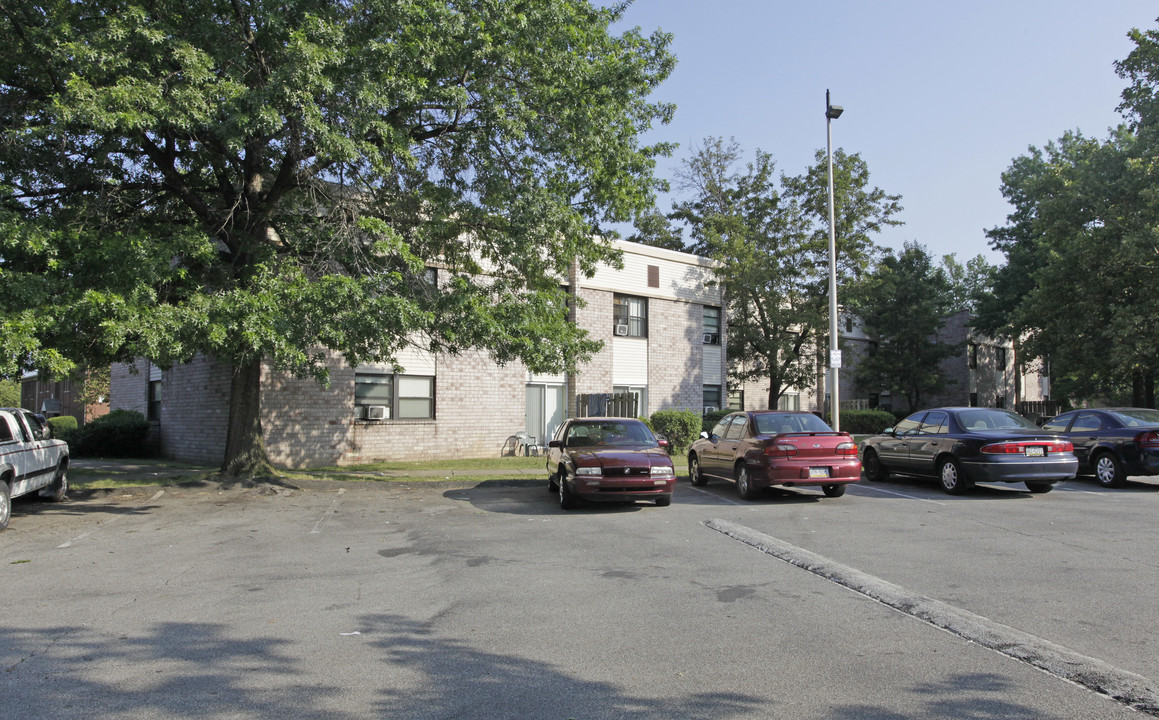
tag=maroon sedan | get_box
[688,411,860,500]
[546,418,676,509]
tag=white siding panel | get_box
[583,241,721,306]
[359,345,437,375]
[703,345,722,385]
[528,371,566,384]
[612,337,648,385]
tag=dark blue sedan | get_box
[860,407,1078,495]
[1042,408,1159,487]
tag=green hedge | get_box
[68,409,157,458]
[831,409,896,435]
[650,410,702,456]
[48,415,78,441]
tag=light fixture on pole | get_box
[826,90,843,431]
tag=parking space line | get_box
[848,484,947,505]
[310,498,341,534]
[706,518,1159,716]
[57,490,166,548]
[683,485,745,506]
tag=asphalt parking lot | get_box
[3,467,1158,719]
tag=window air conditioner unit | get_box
[366,405,390,421]
[614,324,630,336]
[703,405,718,414]
[703,333,718,344]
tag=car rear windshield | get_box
[566,421,656,447]
[956,409,1038,431]
[752,413,834,435]
[1109,409,1159,426]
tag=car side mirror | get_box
[883,427,895,436]
[548,439,562,449]
[700,431,709,439]
[657,437,669,448]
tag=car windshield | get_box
[752,413,833,435]
[1108,409,1159,426]
[565,421,656,447]
[955,408,1038,431]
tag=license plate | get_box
[1025,446,1045,457]
[809,467,831,478]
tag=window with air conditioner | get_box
[703,384,722,414]
[613,294,647,338]
[355,372,435,420]
[703,306,721,344]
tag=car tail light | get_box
[765,442,798,458]
[835,441,858,457]
[1135,431,1159,449]
[981,440,1073,454]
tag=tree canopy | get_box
[0,0,676,473]
[979,21,1159,407]
[656,137,901,407]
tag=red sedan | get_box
[688,411,860,500]
[546,418,676,509]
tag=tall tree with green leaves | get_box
[853,241,960,413]
[0,0,675,474]
[979,21,1159,406]
[667,137,901,407]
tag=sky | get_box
[612,1,1158,264]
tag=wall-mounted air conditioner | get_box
[614,324,630,336]
[366,405,390,421]
[703,333,718,344]
[703,405,718,414]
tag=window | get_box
[355,373,435,420]
[968,344,978,369]
[777,393,800,411]
[723,415,747,440]
[894,413,925,436]
[969,392,978,407]
[703,385,722,413]
[148,380,162,421]
[727,389,744,411]
[703,306,721,344]
[613,294,648,337]
[918,411,949,435]
[613,385,648,417]
[996,347,1007,368]
[1070,412,1103,433]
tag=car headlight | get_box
[651,466,675,476]
[576,466,601,476]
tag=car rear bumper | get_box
[759,459,862,488]
[961,457,1078,483]
[1124,452,1159,477]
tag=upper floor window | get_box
[996,347,1007,368]
[703,306,721,344]
[613,294,648,338]
[968,344,978,369]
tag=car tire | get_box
[863,449,888,482]
[0,482,10,532]
[655,494,672,507]
[688,454,708,487]
[40,463,68,502]
[937,457,972,495]
[1025,482,1054,493]
[559,475,579,510]
[1093,452,1126,488]
[821,483,846,498]
[735,463,760,501]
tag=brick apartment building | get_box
[21,369,110,424]
[111,240,726,467]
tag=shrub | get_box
[650,409,702,456]
[68,409,156,458]
[833,409,896,435]
[47,415,78,441]
[702,408,730,435]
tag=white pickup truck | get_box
[0,407,70,531]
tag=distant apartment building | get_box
[111,240,726,467]
[20,368,110,424]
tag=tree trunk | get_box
[221,356,276,477]
[1133,368,1146,408]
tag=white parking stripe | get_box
[848,484,948,505]
[57,490,166,548]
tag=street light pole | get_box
[826,90,843,431]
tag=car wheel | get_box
[735,463,760,501]
[1093,452,1126,488]
[0,482,10,532]
[559,474,579,510]
[655,494,672,507]
[862,449,889,482]
[688,454,708,487]
[938,457,972,495]
[1025,482,1054,493]
[40,463,68,502]
[821,484,846,498]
